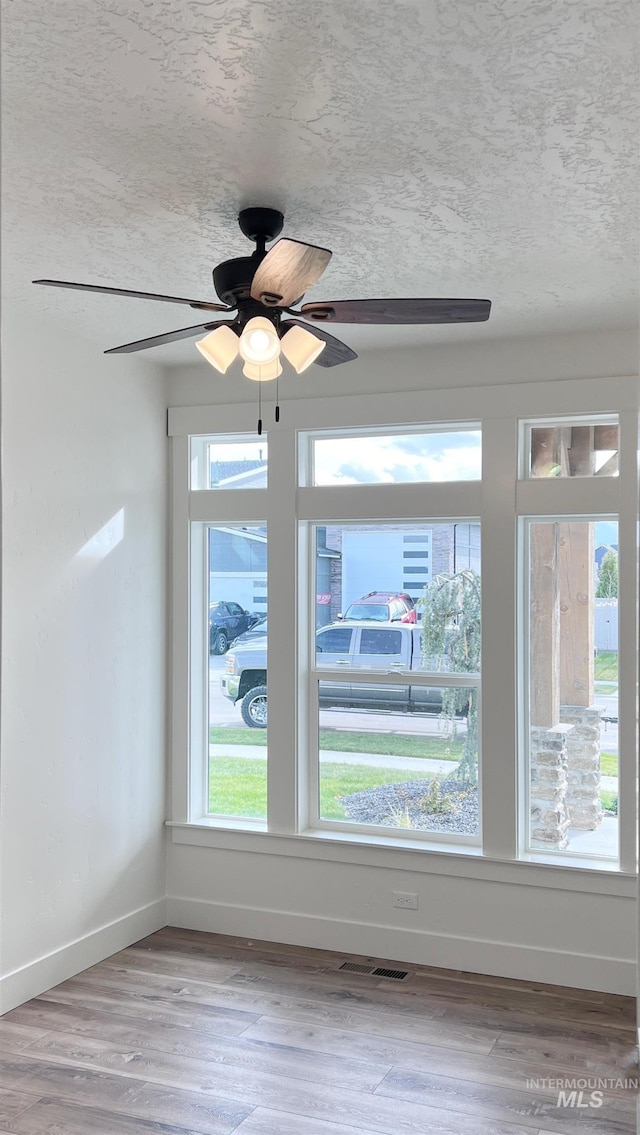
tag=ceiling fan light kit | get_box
[280,323,326,373]
[33,205,491,430]
[238,316,281,366]
[242,357,283,382]
[195,324,239,373]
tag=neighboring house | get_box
[595,542,618,568]
[210,459,268,489]
[326,522,481,619]
[209,525,268,614]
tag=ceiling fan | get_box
[34,207,491,428]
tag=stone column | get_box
[560,705,603,830]
[530,724,572,849]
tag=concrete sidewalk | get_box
[210,743,457,777]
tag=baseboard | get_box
[166,896,634,995]
[0,898,167,1014]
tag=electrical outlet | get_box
[393,891,418,910]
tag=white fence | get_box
[595,599,618,652]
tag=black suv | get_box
[209,602,262,655]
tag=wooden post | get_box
[567,426,594,477]
[530,428,558,477]
[530,523,560,726]
[558,522,594,706]
[558,426,572,476]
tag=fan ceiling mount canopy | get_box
[33,206,492,376]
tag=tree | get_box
[418,569,481,784]
[596,550,618,598]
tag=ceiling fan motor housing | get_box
[213,257,261,306]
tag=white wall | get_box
[166,326,640,406]
[0,307,169,1012]
[167,835,636,994]
[166,325,639,995]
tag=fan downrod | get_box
[238,207,284,245]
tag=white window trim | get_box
[168,373,638,888]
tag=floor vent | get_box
[338,962,410,980]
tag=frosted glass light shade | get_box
[195,325,239,373]
[280,324,325,373]
[242,358,283,382]
[239,317,280,365]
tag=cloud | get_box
[314,432,482,485]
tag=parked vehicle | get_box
[209,601,262,655]
[221,621,469,727]
[232,616,267,645]
[340,590,417,623]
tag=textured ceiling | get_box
[2,0,638,365]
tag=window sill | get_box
[166,821,636,896]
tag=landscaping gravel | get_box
[339,778,479,834]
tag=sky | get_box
[313,431,482,485]
[595,521,618,547]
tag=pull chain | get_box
[275,371,280,423]
[257,379,262,436]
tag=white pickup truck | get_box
[220,620,468,727]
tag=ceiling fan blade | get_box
[104,320,236,354]
[299,298,492,324]
[281,319,357,368]
[33,279,230,313]
[251,239,332,307]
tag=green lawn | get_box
[208,756,438,820]
[319,763,438,821]
[210,726,461,761]
[207,731,616,820]
[209,757,267,818]
[210,727,268,747]
[600,752,618,777]
[594,652,618,681]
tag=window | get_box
[190,434,268,489]
[317,684,479,835]
[207,524,267,820]
[311,427,481,485]
[359,628,403,654]
[524,417,619,478]
[173,393,636,875]
[310,521,481,841]
[523,519,619,858]
[316,627,354,654]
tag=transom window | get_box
[310,426,481,485]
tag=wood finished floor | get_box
[0,927,637,1135]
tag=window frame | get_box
[519,414,620,480]
[169,376,638,881]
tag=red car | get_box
[341,591,417,623]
